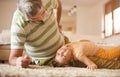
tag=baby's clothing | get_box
[96,46,120,60]
[74,56,120,69]
[69,41,120,60]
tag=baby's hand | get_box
[16,55,31,68]
[87,64,97,70]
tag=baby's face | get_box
[55,45,73,65]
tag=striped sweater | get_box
[11,0,65,61]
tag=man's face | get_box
[55,45,73,65]
[28,7,46,22]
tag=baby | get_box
[52,40,120,70]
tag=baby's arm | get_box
[77,55,97,70]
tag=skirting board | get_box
[0,50,10,60]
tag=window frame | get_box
[103,0,120,38]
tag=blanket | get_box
[0,64,120,77]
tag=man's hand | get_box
[16,55,31,68]
[87,64,98,70]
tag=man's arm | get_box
[56,0,62,32]
[9,49,31,68]
[57,0,62,24]
[9,49,23,66]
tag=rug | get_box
[0,64,120,77]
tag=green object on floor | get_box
[74,56,120,69]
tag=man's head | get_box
[17,0,46,22]
[52,45,74,67]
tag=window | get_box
[104,0,120,38]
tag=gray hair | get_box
[17,0,42,17]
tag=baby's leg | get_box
[96,46,120,60]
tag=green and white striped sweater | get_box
[11,0,65,63]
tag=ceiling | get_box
[61,0,102,10]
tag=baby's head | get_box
[52,45,74,67]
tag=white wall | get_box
[64,0,109,43]
[76,7,101,36]
[0,0,120,45]
[67,0,120,45]
[0,0,17,32]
